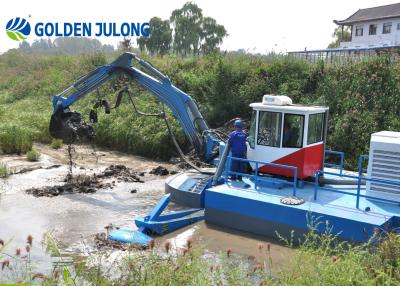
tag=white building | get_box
[334,3,400,48]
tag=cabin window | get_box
[257,111,282,147]
[397,23,400,30]
[307,113,324,145]
[248,110,257,149]
[369,24,377,35]
[283,114,304,148]
[383,22,392,34]
[355,26,363,36]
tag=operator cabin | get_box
[334,3,400,49]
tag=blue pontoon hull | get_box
[166,169,400,243]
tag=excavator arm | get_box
[49,52,219,161]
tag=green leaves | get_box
[137,2,227,56]
[137,17,172,56]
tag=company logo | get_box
[6,17,31,41]
[5,18,149,41]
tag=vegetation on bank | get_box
[26,148,40,162]
[0,162,12,178]
[50,138,63,149]
[1,51,400,168]
[1,230,400,285]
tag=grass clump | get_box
[0,125,32,154]
[26,149,40,162]
[0,162,12,178]
[50,138,63,149]
[279,225,400,285]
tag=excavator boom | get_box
[50,53,218,161]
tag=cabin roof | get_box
[249,103,328,113]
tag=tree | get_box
[31,39,54,53]
[18,41,30,50]
[328,26,351,48]
[170,2,203,55]
[119,37,133,52]
[17,38,114,54]
[136,17,172,56]
[200,17,227,54]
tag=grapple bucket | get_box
[49,107,95,144]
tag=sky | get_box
[0,0,398,54]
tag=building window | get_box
[307,113,325,145]
[283,114,304,148]
[355,26,363,36]
[383,22,392,34]
[397,23,400,30]
[369,24,377,35]
[257,111,282,147]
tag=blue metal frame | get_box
[224,156,298,196]
[288,45,400,54]
[324,150,344,175]
[314,170,400,208]
[358,154,369,176]
[135,194,204,235]
[109,194,204,245]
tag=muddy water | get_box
[0,144,292,276]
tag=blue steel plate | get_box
[108,229,152,246]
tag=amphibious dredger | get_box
[49,53,400,246]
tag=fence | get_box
[288,45,400,64]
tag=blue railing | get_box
[314,170,400,209]
[324,150,344,175]
[358,154,369,176]
[225,156,298,196]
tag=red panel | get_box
[259,143,324,179]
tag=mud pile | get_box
[26,174,112,197]
[25,164,143,197]
[149,166,170,176]
[94,232,128,250]
[97,165,144,182]
[170,151,212,170]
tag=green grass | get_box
[26,149,40,162]
[279,230,400,285]
[50,138,63,149]
[0,125,33,155]
[0,162,12,178]
[1,230,398,285]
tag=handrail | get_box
[314,170,400,208]
[225,156,298,196]
[324,150,344,175]
[358,154,368,176]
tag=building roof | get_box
[334,3,400,25]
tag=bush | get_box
[0,162,12,177]
[26,148,40,161]
[50,138,63,149]
[0,125,33,154]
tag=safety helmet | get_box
[233,119,242,128]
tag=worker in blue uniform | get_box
[228,119,247,180]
